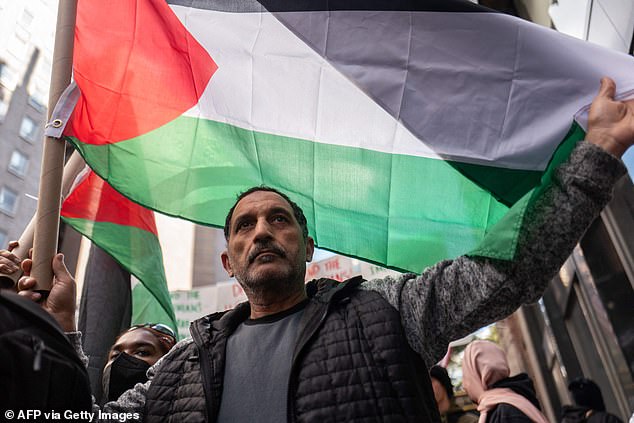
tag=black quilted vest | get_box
[145,277,440,422]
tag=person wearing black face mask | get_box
[101,323,176,403]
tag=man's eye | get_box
[273,216,288,223]
[236,221,252,231]
[134,350,150,357]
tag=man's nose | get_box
[253,218,274,241]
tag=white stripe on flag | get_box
[172,6,634,171]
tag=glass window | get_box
[8,35,28,62]
[0,187,18,215]
[0,64,17,90]
[19,116,38,142]
[0,97,8,122]
[19,9,34,28]
[28,82,47,113]
[8,151,28,177]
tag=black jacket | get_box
[484,373,542,423]
[144,277,440,422]
[561,405,624,423]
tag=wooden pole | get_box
[30,0,78,292]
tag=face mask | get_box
[102,352,151,402]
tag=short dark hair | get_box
[224,186,309,241]
[113,324,176,355]
[568,377,606,411]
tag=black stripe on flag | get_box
[166,0,494,13]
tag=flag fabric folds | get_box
[61,170,177,334]
[62,0,634,272]
[77,243,133,403]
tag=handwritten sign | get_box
[170,279,247,339]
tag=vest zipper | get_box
[191,323,215,423]
[33,338,45,371]
[286,301,331,423]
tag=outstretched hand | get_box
[17,253,77,332]
[586,77,634,157]
[0,241,21,276]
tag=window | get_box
[0,84,11,122]
[0,64,17,90]
[0,230,6,249]
[19,116,38,142]
[8,151,28,177]
[0,97,8,122]
[19,9,34,28]
[28,82,47,113]
[8,35,28,62]
[0,187,18,215]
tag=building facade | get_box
[0,1,56,247]
[496,1,634,421]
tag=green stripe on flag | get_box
[469,123,584,258]
[61,216,177,332]
[66,117,584,272]
[131,282,178,338]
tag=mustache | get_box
[248,242,286,263]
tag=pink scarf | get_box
[462,341,550,423]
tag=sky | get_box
[623,149,634,176]
[549,0,634,177]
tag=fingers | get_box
[21,257,32,275]
[8,240,19,252]
[0,260,20,274]
[598,77,616,100]
[17,275,37,291]
[0,250,21,274]
[17,276,42,302]
[0,249,21,264]
[51,254,73,284]
[17,289,42,302]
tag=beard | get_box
[233,241,306,302]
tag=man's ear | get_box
[305,236,315,262]
[221,251,234,277]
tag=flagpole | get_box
[30,0,78,292]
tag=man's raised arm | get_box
[364,77,632,365]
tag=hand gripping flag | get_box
[60,0,634,272]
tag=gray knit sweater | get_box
[69,141,626,422]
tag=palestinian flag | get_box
[61,0,634,272]
[61,170,177,334]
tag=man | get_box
[561,378,625,423]
[430,365,478,423]
[16,78,634,422]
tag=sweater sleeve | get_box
[363,141,626,365]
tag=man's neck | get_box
[247,288,307,319]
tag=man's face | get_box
[106,329,165,367]
[221,191,314,296]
